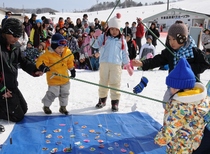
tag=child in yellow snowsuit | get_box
[36,33,75,115]
[154,58,210,154]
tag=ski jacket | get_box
[36,47,74,86]
[24,47,40,64]
[145,28,160,46]
[139,43,156,59]
[23,21,32,37]
[67,36,79,53]
[131,26,137,39]
[155,83,209,153]
[97,33,130,65]
[18,32,29,52]
[127,39,137,60]
[29,27,42,48]
[0,30,38,92]
[136,23,144,38]
[82,35,92,56]
[201,33,210,45]
[123,27,132,37]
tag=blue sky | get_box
[2,0,163,12]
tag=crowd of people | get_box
[2,12,162,71]
[1,10,210,154]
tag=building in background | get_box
[143,8,210,31]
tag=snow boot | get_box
[95,97,107,109]
[111,100,119,112]
[0,124,5,132]
[43,106,52,114]
[59,106,69,115]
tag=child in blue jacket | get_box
[95,13,133,112]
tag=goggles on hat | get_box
[7,29,21,38]
[51,39,67,46]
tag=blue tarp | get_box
[1,111,166,154]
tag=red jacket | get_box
[136,23,144,38]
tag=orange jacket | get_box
[36,47,74,86]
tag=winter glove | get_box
[70,68,76,78]
[133,76,148,94]
[204,111,210,131]
[124,63,133,76]
[39,63,50,73]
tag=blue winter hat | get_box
[51,33,67,50]
[36,19,42,24]
[166,58,195,89]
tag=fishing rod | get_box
[51,73,166,104]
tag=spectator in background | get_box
[201,29,210,50]
[41,16,46,23]
[18,25,28,52]
[30,19,43,48]
[131,21,137,42]
[136,17,144,52]
[126,33,137,61]
[123,22,132,37]
[23,15,32,37]
[66,30,79,53]
[29,13,37,28]
[57,17,64,29]
[84,22,90,34]
[59,27,67,38]
[1,11,12,28]
[145,22,160,47]
[74,18,84,33]
[41,18,50,42]
[139,35,156,60]
[94,18,101,30]
[82,14,89,26]
[66,17,74,29]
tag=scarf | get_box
[173,35,197,66]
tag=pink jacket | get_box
[82,35,92,56]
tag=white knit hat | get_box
[108,13,121,30]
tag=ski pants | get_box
[136,37,142,52]
[42,82,70,107]
[98,63,122,100]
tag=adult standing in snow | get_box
[123,22,132,37]
[81,14,89,26]
[29,19,43,48]
[1,11,12,28]
[23,15,32,37]
[0,18,43,123]
[28,13,37,28]
[131,21,137,42]
[145,22,160,47]
[136,17,144,53]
